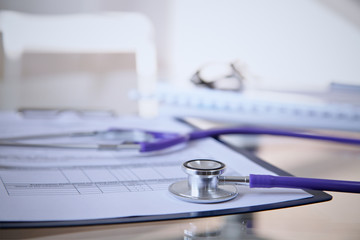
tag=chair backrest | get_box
[0,11,157,116]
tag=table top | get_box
[1,124,359,240]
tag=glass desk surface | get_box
[1,125,360,240]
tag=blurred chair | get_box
[0,11,157,116]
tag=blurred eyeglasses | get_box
[190,61,245,91]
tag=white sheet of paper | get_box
[0,112,311,222]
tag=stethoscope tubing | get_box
[141,126,360,152]
[188,127,360,145]
[248,174,360,193]
[1,126,360,152]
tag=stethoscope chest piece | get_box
[169,159,238,203]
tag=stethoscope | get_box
[168,159,360,203]
[1,126,360,203]
[0,126,360,152]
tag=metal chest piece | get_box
[169,159,238,203]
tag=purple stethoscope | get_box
[168,159,360,203]
[1,126,360,201]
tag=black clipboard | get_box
[0,118,332,228]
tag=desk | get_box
[1,126,359,239]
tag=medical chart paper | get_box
[0,111,313,224]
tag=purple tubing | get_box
[140,127,360,152]
[139,126,360,152]
[139,135,188,152]
[249,174,360,193]
[188,127,360,145]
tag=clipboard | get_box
[0,113,332,228]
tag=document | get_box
[0,112,311,223]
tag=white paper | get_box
[0,112,311,222]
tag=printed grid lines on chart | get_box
[0,162,186,196]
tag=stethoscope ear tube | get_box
[249,174,360,193]
[139,134,189,152]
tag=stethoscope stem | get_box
[220,174,360,193]
[219,176,250,185]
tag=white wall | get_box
[1,0,360,92]
[169,0,360,91]
[0,0,172,81]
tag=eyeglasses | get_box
[190,61,245,91]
